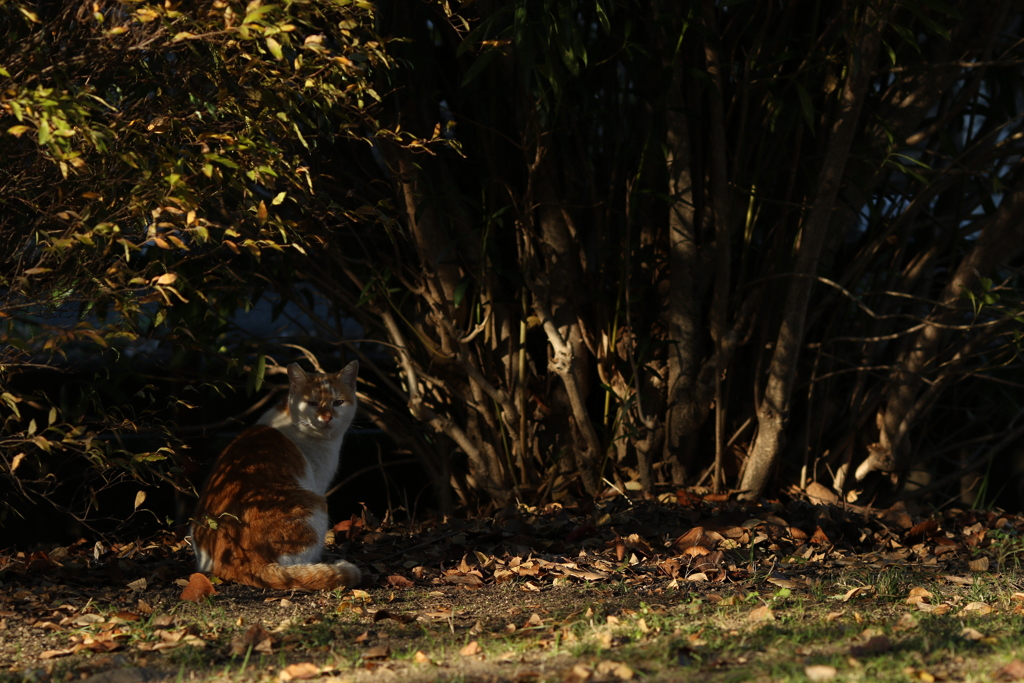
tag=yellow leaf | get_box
[152,272,178,286]
[7,125,31,137]
[134,490,147,510]
[166,234,190,251]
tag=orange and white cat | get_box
[191,362,361,590]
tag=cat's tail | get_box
[255,561,361,591]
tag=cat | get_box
[190,361,361,590]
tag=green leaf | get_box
[1,392,22,418]
[594,2,611,33]
[254,354,266,393]
[272,191,287,205]
[243,4,278,25]
[292,122,309,150]
[37,119,51,145]
[882,38,896,66]
[266,37,283,61]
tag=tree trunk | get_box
[661,5,703,487]
[739,6,887,499]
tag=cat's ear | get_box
[287,363,310,389]
[338,360,359,389]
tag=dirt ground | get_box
[1,496,1018,682]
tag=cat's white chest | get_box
[293,435,345,496]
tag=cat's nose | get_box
[318,412,333,425]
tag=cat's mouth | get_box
[301,419,334,432]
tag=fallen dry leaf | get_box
[412,651,433,665]
[567,663,593,683]
[969,557,990,572]
[179,573,216,602]
[460,640,482,657]
[805,481,838,504]
[894,613,919,632]
[361,645,390,660]
[372,609,416,625]
[767,575,800,590]
[595,660,634,680]
[905,519,939,542]
[748,604,775,622]
[837,585,874,602]
[959,602,995,616]
[74,613,105,626]
[672,527,707,550]
[997,659,1024,680]
[278,662,321,681]
[917,602,951,615]
[386,574,414,588]
[943,574,973,586]
[229,624,274,656]
[805,664,838,681]
[906,587,933,605]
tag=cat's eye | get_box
[333,399,345,407]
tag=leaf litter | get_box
[3,493,1024,681]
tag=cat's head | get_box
[285,361,358,437]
